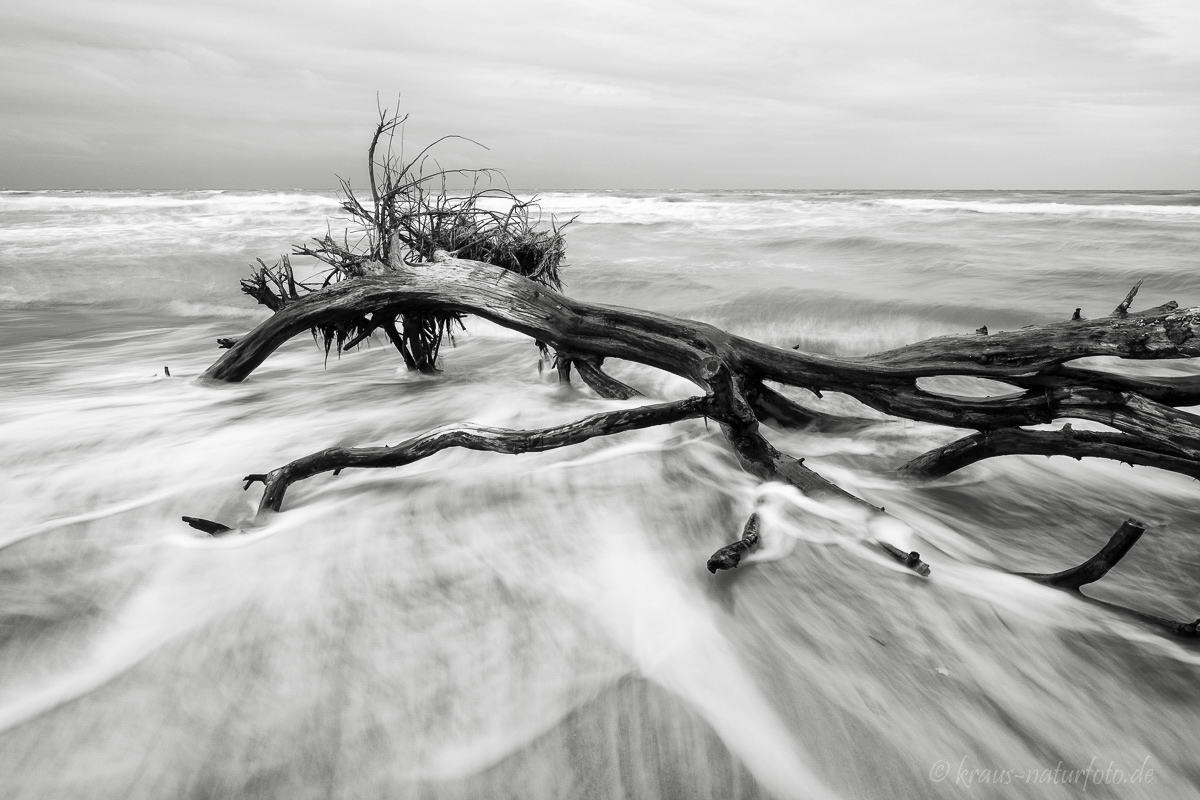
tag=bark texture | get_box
[192,257,1200,636]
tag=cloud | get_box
[1,0,1197,188]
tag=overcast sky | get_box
[2,0,1197,190]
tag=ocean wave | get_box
[879,198,1200,216]
[0,290,113,310]
[165,300,268,320]
[760,233,959,255]
[534,191,820,228]
[4,187,1200,799]
[0,189,340,213]
[687,291,1031,355]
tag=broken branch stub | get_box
[707,514,761,573]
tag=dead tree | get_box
[185,113,1200,639]
[186,253,1200,635]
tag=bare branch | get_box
[1019,519,1145,590]
[901,424,1200,480]
[249,396,712,515]
[571,357,641,400]
[1012,519,1198,638]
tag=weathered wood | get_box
[338,314,382,351]
[202,259,1200,389]
[553,350,573,383]
[1087,602,1199,637]
[707,514,761,573]
[188,255,1200,633]
[742,381,872,432]
[879,542,931,576]
[181,516,235,536]
[902,424,1200,480]
[1019,519,1146,590]
[572,357,641,400]
[244,396,712,515]
[1014,519,1198,638]
[199,257,1200,486]
[698,365,933,574]
[1113,280,1144,315]
[1015,365,1200,408]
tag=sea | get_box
[1,189,1199,799]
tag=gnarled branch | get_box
[202,259,1200,390]
[190,258,1200,633]
[245,395,712,515]
[902,424,1200,480]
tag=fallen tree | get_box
[185,110,1200,640]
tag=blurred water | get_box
[1,190,1199,799]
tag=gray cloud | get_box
[1,0,1197,189]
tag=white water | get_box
[1,190,1199,799]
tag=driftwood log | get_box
[187,254,1200,638]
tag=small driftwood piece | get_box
[707,514,762,573]
[879,542,931,576]
[181,516,235,536]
